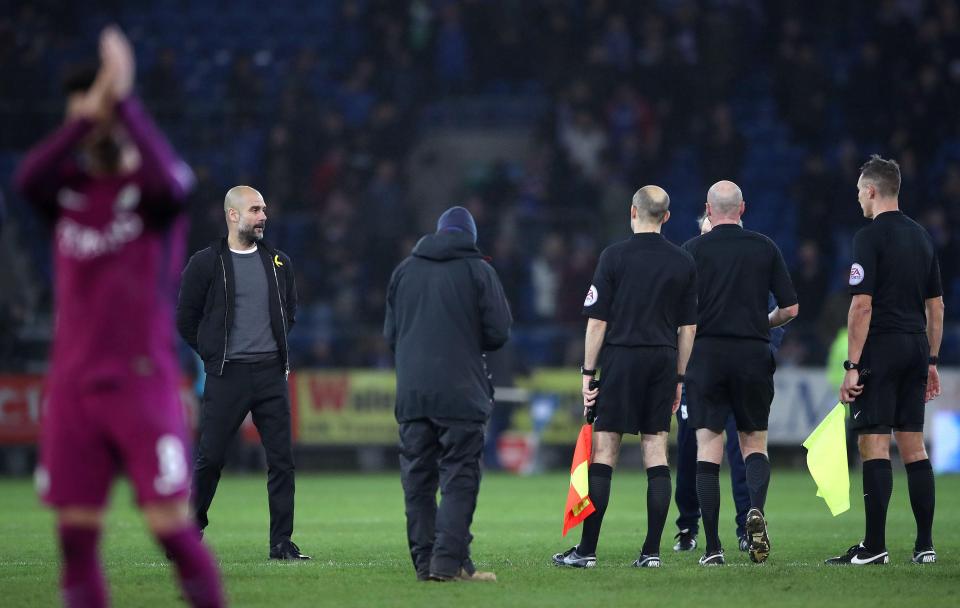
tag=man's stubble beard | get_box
[238,223,264,246]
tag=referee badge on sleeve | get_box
[849,263,865,286]
[584,285,598,307]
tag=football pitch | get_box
[1,470,957,607]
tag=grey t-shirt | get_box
[227,248,279,362]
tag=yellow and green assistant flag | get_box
[802,402,850,516]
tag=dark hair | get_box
[62,63,98,96]
[860,154,901,197]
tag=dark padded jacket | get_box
[384,231,512,422]
[176,237,297,375]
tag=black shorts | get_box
[686,338,774,433]
[593,345,676,435]
[850,333,928,434]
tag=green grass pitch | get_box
[1,470,958,606]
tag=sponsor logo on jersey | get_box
[56,213,143,260]
[56,185,143,260]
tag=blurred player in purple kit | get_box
[15,26,224,608]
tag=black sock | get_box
[906,459,935,550]
[578,463,613,555]
[744,452,771,514]
[696,461,722,553]
[642,466,671,555]
[862,458,892,553]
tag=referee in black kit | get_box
[682,180,798,566]
[552,185,697,569]
[826,156,944,566]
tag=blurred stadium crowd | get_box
[1,0,958,371]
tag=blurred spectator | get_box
[490,236,530,321]
[793,154,840,254]
[701,103,745,186]
[557,237,597,324]
[226,54,263,126]
[142,47,182,125]
[602,14,633,71]
[337,60,377,128]
[265,125,295,211]
[530,233,565,321]
[434,2,470,94]
[921,208,960,307]
[559,111,607,180]
[792,240,829,323]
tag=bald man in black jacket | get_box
[385,206,512,582]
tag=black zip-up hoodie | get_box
[176,237,297,375]
[384,230,512,422]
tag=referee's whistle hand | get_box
[840,370,864,403]
[582,376,599,407]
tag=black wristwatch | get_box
[843,360,860,371]
[580,366,597,377]
[676,373,686,384]
[929,356,939,366]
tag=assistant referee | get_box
[827,155,944,566]
[682,180,799,566]
[552,185,697,569]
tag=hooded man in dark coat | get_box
[384,206,512,582]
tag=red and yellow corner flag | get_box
[562,424,596,536]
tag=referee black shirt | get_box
[849,210,942,333]
[583,233,698,347]
[682,224,797,341]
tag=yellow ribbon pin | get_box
[274,255,284,267]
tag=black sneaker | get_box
[699,549,725,566]
[911,548,936,564]
[825,543,889,565]
[552,546,597,568]
[269,540,311,560]
[632,554,661,568]
[673,529,697,552]
[738,535,749,552]
[745,508,770,563]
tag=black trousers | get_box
[193,359,295,548]
[399,417,484,578]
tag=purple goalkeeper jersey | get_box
[15,97,194,389]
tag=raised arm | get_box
[101,27,194,207]
[117,97,195,205]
